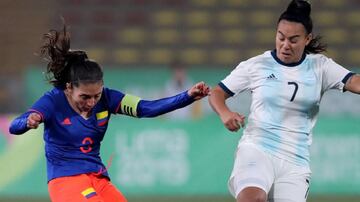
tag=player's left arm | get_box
[137,81,209,118]
[118,81,209,118]
[345,74,360,94]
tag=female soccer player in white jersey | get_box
[209,0,360,202]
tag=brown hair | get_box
[40,25,103,89]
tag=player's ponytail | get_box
[278,0,327,54]
[40,24,103,89]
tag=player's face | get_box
[276,20,312,64]
[68,82,103,113]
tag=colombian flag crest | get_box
[81,187,97,199]
[96,111,108,126]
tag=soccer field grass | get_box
[1,195,359,202]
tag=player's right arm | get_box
[9,91,54,135]
[208,84,245,132]
[9,111,43,134]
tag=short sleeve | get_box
[221,61,251,96]
[321,57,352,92]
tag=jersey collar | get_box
[271,49,306,67]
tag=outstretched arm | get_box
[187,81,210,100]
[208,85,245,132]
[120,81,210,118]
[345,74,360,94]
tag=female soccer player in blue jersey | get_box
[209,1,360,202]
[9,25,209,202]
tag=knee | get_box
[237,194,267,202]
[236,187,267,202]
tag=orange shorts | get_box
[48,173,127,202]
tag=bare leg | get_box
[237,187,267,202]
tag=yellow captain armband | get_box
[121,94,141,117]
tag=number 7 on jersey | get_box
[287,82,298,102]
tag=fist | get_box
[27,113,42,129]
[221,112,246,132]
[188,81,210,100]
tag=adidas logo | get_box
[61,118,72,125]
[267,73,277,80]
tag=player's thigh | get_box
[228,143,274,199]
[268,166,311,202]
[48,174,105,202]
[95,178,127,202]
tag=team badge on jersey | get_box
[96,111,108,126]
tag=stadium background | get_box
[1,0,359,201]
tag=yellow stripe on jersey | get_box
[81,187,96,197]
[96,111,108,120]
[121,94,141,117]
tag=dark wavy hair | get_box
[278,0,327,54]
[40,25,103,89]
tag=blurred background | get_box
[0,0,359,201]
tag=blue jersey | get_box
[9,87,194,181]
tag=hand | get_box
[188,81,210,100]
[220,111,246,132]
[27,113,42,129]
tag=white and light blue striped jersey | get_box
[220,50,354,167]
